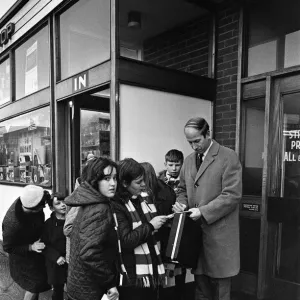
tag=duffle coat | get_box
[2,198,50,293]
[177,140,242,278]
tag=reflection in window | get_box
[15,26,49,100]
[59,0,110,79]
[80,110,110,170]
[0,58,10,106]
[0,107,51,186]
[277,93,300,284]
[243,99,265,196]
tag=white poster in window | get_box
[25,41,38,95]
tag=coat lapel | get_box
[194,141,220,184]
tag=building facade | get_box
[1,0,300,299]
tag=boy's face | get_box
[52,197,67,215]
[165,161,182,178]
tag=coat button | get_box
[194,183,198,188]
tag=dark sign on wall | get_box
[0,23,15,47]
[242,203,261,212]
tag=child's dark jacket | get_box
[42,212,67,285]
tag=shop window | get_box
[15,25,50,100]
[59,0,110,80]
[247,0,300,76]
[242,98,265,196]
[0,58,10,106]
[0,106,51,187]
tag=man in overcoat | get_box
[173,117,242,300]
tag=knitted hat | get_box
[87,153,95,161]
[20,185,44,208]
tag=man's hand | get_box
[56,256,66,266]
[107,287,119,300]
[188,208,201,221]
[172,202,186,213]
[30,239,45,253]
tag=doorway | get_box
[68,90,110,190]
[266,75,300,298]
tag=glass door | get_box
[273,92,300,283]
[69,90,110,190]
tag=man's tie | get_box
[196,153,204,171]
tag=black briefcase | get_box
[165,212,202,269]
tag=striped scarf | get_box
[123,195,165,288]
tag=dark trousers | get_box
[195,275,231,300]
[52,284,64,300]
[119,286,158,300]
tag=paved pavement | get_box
[0,240,262,300]
[0,242,53,300]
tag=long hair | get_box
[117,158,145,199]
[84,157,118,192]
[140,162,158,201]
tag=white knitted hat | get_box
[20,185,44,208]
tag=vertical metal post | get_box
[110,0,120,161]
[49,15,57,192]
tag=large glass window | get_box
[15,25,50,100]
[0,58,10,106]
[59,0,110,80]
[0,107,51,186]
[242,98,265,196]
[247,0,300,76]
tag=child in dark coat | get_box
[42,193,67,300]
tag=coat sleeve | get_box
[200,151,242,224]
[155,182,176,216]
[114,204,154,249]
[2,218,30,255]
[41,220,61,263]
[79,207,116,290]
[63,207,79,237]
[176,161,189,208]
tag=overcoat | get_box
[2,198,50,293]
[177,140,242,278]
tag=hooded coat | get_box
[2,198,50,293]
[64,182,118,300]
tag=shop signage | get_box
[0,23,15,47]
[283,129,300,161]
[73,71,89,92]
[242,203,260,212]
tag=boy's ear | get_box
[164,162,167,167]
[50,206,54,212]
[122,180,127,188]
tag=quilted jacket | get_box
[65,182,118,300]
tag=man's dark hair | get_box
[48,192,65,208]
[184,117,210,137]
[117,158,145,198]
[85,157,118,192]
[165,149,184,163]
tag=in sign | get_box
[73,72,89,92]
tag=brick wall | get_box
[143,2,240,150]
[143,18,209,77]
[214,4,239,149]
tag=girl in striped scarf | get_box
[111,158,167,300]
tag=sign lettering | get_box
[0,23,15,47]
[73,72,89,92]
